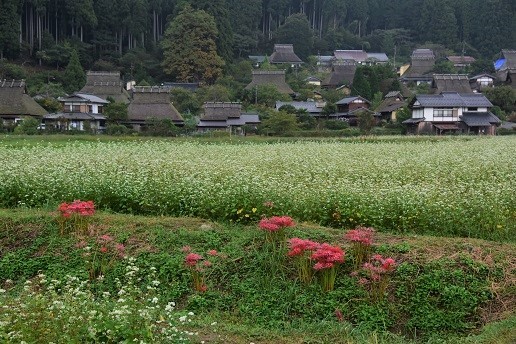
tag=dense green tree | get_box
[144,118,180,136]
[483,86,516,114]
[161,6,224,84]
[104,102,128,124]
[351,67,372,100]
[197,84,232,103]
[14,117,40,135]
[260,111,299,135]
[275,14,313,61]
[242,84,290,107]
[356,109,376,134]
[227,0,261,57]
[0,0,21,59]
[321,102,337,120]
[419,0,458,46]
[432,60,457,74]
[170,88,201,115]
[62,49,86,93]
[192,0,234,62]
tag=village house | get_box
[400,49,435,85]
[321,59,356,90]
[245,70,294,95]
[376,91,407,122]
[0,79,47,128]
[334,50,388,65]
[127,86,184,131]
[80,71,130,103]
[268,44,303,66]
[430,74,473,94]
[469,73,496,91]
[335,96,379,125]
[43,93,107,132]
[403,92,501,135]
[446,55,476,69]
[494,50,516,88]
[197,102,260,135]
[275,100,327,118]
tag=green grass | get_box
[1,209,514,343]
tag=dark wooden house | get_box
[245,70,294,95]
[197,102,260,134]
[80,71,130,103]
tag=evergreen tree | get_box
[351,66,372,100]
[275,14,314,61]
[63,49,86,93]
[0,0,21,59]
[161,5,224,84]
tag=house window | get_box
[88,105,93,113]
[72,105,81,112]
[97,106,103,114]
[433,108,453,117]
[467,107,478,111]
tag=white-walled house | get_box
[403,92,501,135]
[43,93,108,132]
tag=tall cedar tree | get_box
[63,50,86,93]
[161,6,224,84]
[275,14,313,61]
[0,0,20,59]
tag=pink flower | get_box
[344,227,375,246]
[207,249,218,256]
[99,234,114,242]
[269,216,295,228]
[203,260,212,267]
[263,201,274,208]
[185,253,203,267]
[258,219,280,232]
[75,240,87,249]
[99,246,108,253]
[287,238,321,257]
[115,243,125,252]
[181,246,192,253]
[311,243,345,269]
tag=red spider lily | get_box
[311,243,345,269]
[360,254,397,301]
[344,226,375,246]
[98,234,114,242]
[99,246,108,253]
[258,216,295,232]
[207,249,218,256]
[184,253,203,267]
[287,238,320,257]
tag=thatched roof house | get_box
[245,70,294,95]
[495,50,516,88]
[269,44,303,65]
[127,86,184,130]
[401,49,435,82]
[431,74,473,94]
[322,60,357,89]
[197,102,260,134]
[376,91,406,122]
[80,71,130,103]
[0,79,47,123]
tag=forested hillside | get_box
[0,0,515,83]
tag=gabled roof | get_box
[322,60,357,87]
[376,94,406,113]
[366,53,389,63]
[44,113,106,120]
[500,50,516,69]
[469,73,496,81]
[80,71,130,103]
[0,79,47,116]
[413,93,492,108]
[432,74,473,94]
[385,91,403,99]
[402,49,435,78]
[336,96,371,105]
[127,86,183,123]
[201,102,242,121]
[446,56,476,65]
[161,82,200,92]
[460,112,501,126]
[334,50,368,62]
[269,44,303,64]
[245,70,294,94]
[60,93,110,104]
[275,101,326,114]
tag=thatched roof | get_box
[201,102,242,121]
[322,60,356,88]
[403,49,435,77]
[269,44,303,64]
[432,74,473,94]
[245,70,294,94]
[496,50,516,87]
[80,71,130,103]
[446,55,475,67]
[127,86,183,124]
[0,80,47,117]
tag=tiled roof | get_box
[460,112,501,126]
[275,101,326,114]
[414,93,492,107]
[44,113,106,120]
[336,96,370,105]
[334,50,368,62]
[72,93,110,104]
[366,53,389,62]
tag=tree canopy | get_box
[161,6,224,84]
